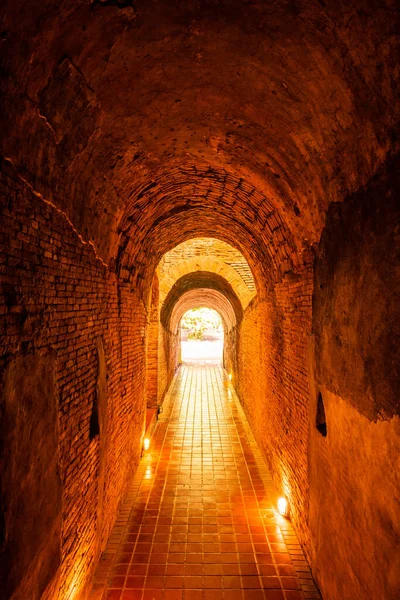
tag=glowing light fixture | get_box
[228,373,232,381]
[277,496,289,517]
[143,437,150,451]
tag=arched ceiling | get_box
[160,271,243,331]
[1,0,399,295]
[158,255,255,309]
[157,238,256,309]
[170,290,237,334]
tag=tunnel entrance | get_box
[180,307,224,365]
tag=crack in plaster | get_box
[3,156,109,268]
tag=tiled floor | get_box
[89,365,321,600]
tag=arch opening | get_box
[180,307,224,365]
[157,237,257,304]
[146,236,255,409]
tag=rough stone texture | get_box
[309,154,400,600]
[0,351,61,600]
[313,154,400,422]
[38,58,100,160]
[308,386,400,600]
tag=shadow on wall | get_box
[0,351,62,600]
[309,154,400,600]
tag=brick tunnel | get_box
[0,2,399,600]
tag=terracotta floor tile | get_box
[204,564,223,576]
[149,554,167,564]
[145,577,164,589]
[204,576,223,588]
[242,576,262,589]
[272,554,292,565]
[104,592,122,600]
[258,566,277,577]
[261,577,281,589]
[222,564,241,576]
[204,591,224,600]
[126,577,146,589]
[166,566,183,576]
[240,554,257,564]
[121,591,142,600]
[223,576,242,588]
[284,592,304,600]
[168,554,185,564]
[243,591,265,600]
[184,576,203,588]
[164,577,184,589]
[186,564,203,576]
[224,590,244,600]
[263,591,285,600]
[112,565,129,577]
[109,576,125,588]
[88,366,318,600]
[163,591,183,600]
[147,566,166,577]
[281,578,301,590]
[185,591,203,600]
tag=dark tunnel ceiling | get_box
[1,0,399,292]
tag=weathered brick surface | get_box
[158,326,179,403]
[158,238,256,299]
[145,274,159,408]
[236,268,313,558]
[0,165,147,600]
[118,167,298,299]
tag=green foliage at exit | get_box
[181,308,222,341]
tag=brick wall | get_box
[236,268,313,557]
[157,237,256,293]
[0,164,147,600]
[158,326,179,403]
[146,274,159,408]
[223,328,237,376]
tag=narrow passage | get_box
[90,366,321,600]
